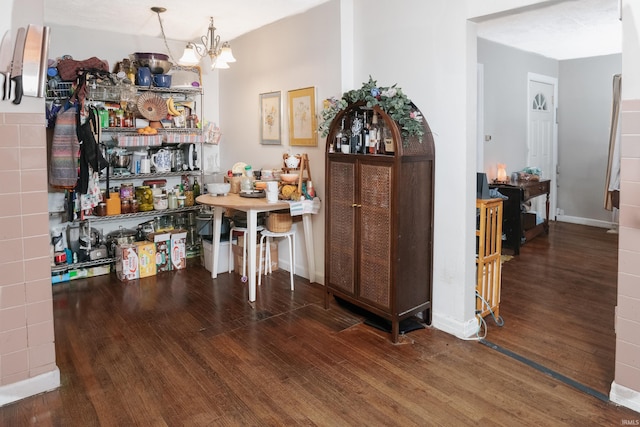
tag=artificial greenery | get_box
[319,76,424,142]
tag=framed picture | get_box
[288,86,317,146]
[259,91,282,145]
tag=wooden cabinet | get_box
[489,180,550,255]
[324,101,435,343]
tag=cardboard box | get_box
[149,232,172,273]
[232,242,277,276]
[116,244,139,281]
[171,230,188,270]
[136,241,157,278]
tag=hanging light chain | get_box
[153,7,178,64]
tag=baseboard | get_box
[432,313,479,338]
[610,381,640,413]
[556,215,613,229]
[0,368,60,407]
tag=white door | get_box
[527,73,557,220]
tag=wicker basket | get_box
[266,210,292,232]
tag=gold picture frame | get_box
[259,91,282,145]
[288,86,317,146]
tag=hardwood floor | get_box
[487,221,619,395]
[1,224,638,426]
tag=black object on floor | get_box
[334,296,425,334]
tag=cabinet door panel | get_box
[358,163,392,308]
[328,161,356,294]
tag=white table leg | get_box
[247,209,258,302]
[302,213,315,283]
[211,208,223,279]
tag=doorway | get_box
[527,73,558,219]
[474,0,621,399]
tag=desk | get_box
[489,180,550,255]
[196,193,316,302]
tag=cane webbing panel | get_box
[358,163,392,308]
[328,161,356,294]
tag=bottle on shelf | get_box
[334,118,344,153]
[362,111,370,154]
[369,112,379,154]
[351,111,363,154]
[192,178,200,198]
[382,121,394,153]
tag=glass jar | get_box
[184,190,194,207]
[121,199,131,214]
[94,202,107,216]
[168,190,177,209]
[177,196,186,208]
[153,194,168,210]
[135,185,154,211]
[120,183,134,200]
[130,199,139,213]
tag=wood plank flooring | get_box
[1,223,638,426]
[487,221,619,395]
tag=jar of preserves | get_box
[94,202,107,216]
[135,185,154,211]
[121,199,131,214]
[120,183,134,200]
[184,190,194,207]
[130,199,139,213]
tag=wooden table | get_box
[196,193,316,302]
[489,179,550,255]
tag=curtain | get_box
[604,74,622,211]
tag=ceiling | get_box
[43,0,331,44]
[476,0,622,60]
[43,0,621,62]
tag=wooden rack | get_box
[282,153,312,198]
[476,198,503,319]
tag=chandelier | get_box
[152,7,236,70]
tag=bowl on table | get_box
[206,182,231,196]
[280,173,299,184]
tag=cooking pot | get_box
[105,227,137,257]
[111,151,131,169]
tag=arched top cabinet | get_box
[323,100,435,343]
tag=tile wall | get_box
[0,112,56,386]
[617,99,640,392]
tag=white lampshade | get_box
[218,43,236,63]
[179,44,201,66]
[212,57,229,70]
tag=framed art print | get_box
[288,86,317,146]
[259,91,282,145]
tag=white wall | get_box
[558,54,621,224]
[478,38,558,181]
[353,0,478,336]
[219,0,342,281]
[0,0,43,114]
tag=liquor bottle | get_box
[192,178,200,198]
[334,118,344,153]
[362,111,370,154]
[351,111,363,154]
[382,120,394,154]
[369,113,379,154]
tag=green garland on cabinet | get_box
[319,76,425,143]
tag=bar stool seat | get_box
[229,224,264,282]
[258,229,295,291]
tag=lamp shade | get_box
[212,58,229,70]
[179,45,200,66]
[218,43,236,63]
